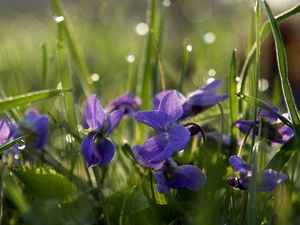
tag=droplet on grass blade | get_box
[208,69,216,77]
[258,78,269,92]
[163,0,171,7]
[90,73,100,82]
[17,139,26,150]
[186,44,193,52]
[54,16,64,23]
[126,54,135,63]
[135,23,149,36]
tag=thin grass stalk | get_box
[178,40,191,92]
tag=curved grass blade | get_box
[0,88,71,111]
[239,3,300,93]
[263,0,300,151]
[237,93,293,128]
[0,136,28,153]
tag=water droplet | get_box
[203,32,216,44]
[258,78,269,92]
[208,69,216,77]
[57,203,62,208]
[9,172,13,176]
[14,154,19,160]
[135,23,149,36]
[186,44,193,52]
[90,73,100,82]
[235,76,240,82]
[178,149,184,157]
[65,134,75,143]
[237,92,245,99]
[17,140,26,150]
[57,82,63,90]
[163,0,171,7]
[126,54,135,63]
[206,77,215,84]
[54,16,64,23]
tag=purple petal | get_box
[132,133,169,169]
[155,162,206,193]
[134,110,168,132]
[200,79,223,93]
[152,91,169,110]
[106,109,125,136]
[0,118,11,145]
[83,94,107,131]
[260,169,288,192]
[235,120,253,135]
[158,90,185,124]
[228,155,251,173]
[188,93,228,107]
[277,125,294,144]
[105,92,141,115]
[259,101,280,123]
[80,133,115,167]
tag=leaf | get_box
[266,137,296,171]
[0,136,28,153]
[237,93,293,128]
[11,167,74,201]
[0,88,71,111]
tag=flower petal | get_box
[105,92,141,115]
[83,94,107,131]
[259,101,280,123]
[106,108,125,136]
[228,155,251,173]
[0,118,11,145]
[260,169,288,192]
[134,110,167,132]
[150,125,190,163]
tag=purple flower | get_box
[81,94,123,167]
[105,92,141,116]
[13,110,49,150]
[153,80,228,120]
[0,118,11,145]
[228,155,288,192]
[235,103,294,144]
[155,159,206,193]
[133,91,190,169]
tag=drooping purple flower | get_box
[153,80,228,120]
[133,91,190,169]
[105,92,141,116]
[235,103,294,144]
[155,159,206,193]
[13,110,49,150]
[81,94,123,167]
[0,118,11,145]
[227,155,288,192]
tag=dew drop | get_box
[235,76,241,82]
[237,92,245,99]
[126,54,135,63]
[208,69,216,77]
[186,44,193,52]
[135,23,149,36]
[9,172,13,176]
[258,78,269,92]
[90,73,100,82]
[14,154,20,160]
[178,149,184,157]
[203,32,216,44]
[54,16,64,23]
[17,140,26,150]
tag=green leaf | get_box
[263,0,300,152]
[229,49,238,154]
[237,93,293,128]
[0,136,28,153]
[11,167,74,201]
[266,137,296,171]
[0,88,71,111]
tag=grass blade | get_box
[0,136,28,153]
[237,93,293,128]
[0,88,71,111]
[229,49,238,154]
[178,39,191,92]
[239,4,300,93]
[263,0,300,151]
[49,0,95,96]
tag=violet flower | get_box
[13,110,49,150]
[0,118,11,145]
[153,79,228,120]
[81,94,124,167]
[235,103,294,144]
[133,91,190,169]
[227,155,288,192]
[105,92,141,116]
[155,159,206,193]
